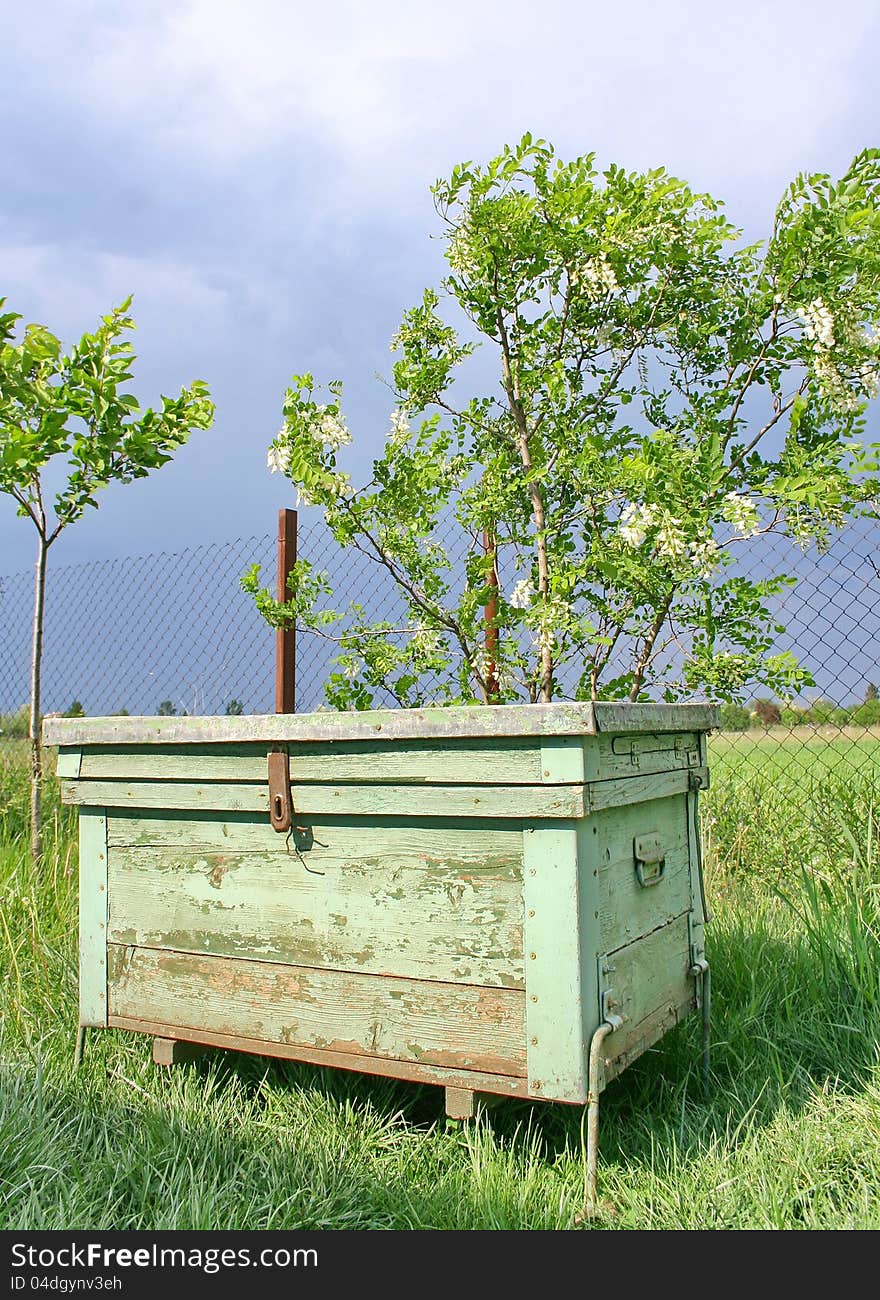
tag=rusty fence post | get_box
[275,508,297,714]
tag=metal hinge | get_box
[268,748,293,833]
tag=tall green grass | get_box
[1,745,879,1229]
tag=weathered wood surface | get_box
[78,809,108,1027]
[108,836,525,988]
[586,767,706,813]
[75,739,547,785]
[56,748,82,779]
[595,731,700,780]
[111,1016,531,1097]
[523,821,589,1103]
[61,778,585,819]
[107,945,527,1076]
[45,700,719,748]
[602,913,692,1034]
[602,995,696,1086]
[595,795,692,953]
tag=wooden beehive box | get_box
[46,702,717,1117]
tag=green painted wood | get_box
[78,808,108,1027]
[108,839,525,988]
[539,736,584,784]
[78,738,548,785]
[106,945,527,1077]
[595,794,692,953]
[61,779,584,819]
[601,913,693,1034]
[44,700,719,748]
[522,821,588,1103]
[105,811,524,854]
[56,748,82,779]
[586,767,707,813]
[593,703,718,735]
[596,731,700,780]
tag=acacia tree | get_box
[0,298,213,859]
[245,137,880,709]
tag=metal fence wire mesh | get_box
[1,514,879,780]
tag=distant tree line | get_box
[720,682,880,730]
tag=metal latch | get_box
[268,748,293,833]
[634,833,665,887]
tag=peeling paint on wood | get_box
[78,808,108,1027]
[45,700,719,748]
[62,779,585,820]
[595,795,691,952]
[78,739,548,785]
[107,945,527,1076]
[108,841,525,988]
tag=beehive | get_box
[47,702,716,1133]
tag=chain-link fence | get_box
[1,514,878,780]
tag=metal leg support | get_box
[691,958,711,1094]
[583,1019,620,1215]
[74,1025,87,1069]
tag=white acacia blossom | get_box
[655,516,688,560]
[509,578,535,609]
[722,492,760,538]
[388,408,410,445]
[314,407,351,451]
[797,298,835,349]
[572,254,619,299]
[690,536,720,577]
[618,502,657,548]
[267,444,290,474]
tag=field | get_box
[1,733,879,1230]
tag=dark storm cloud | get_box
[1,0,878,570]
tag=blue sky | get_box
[1,0,879,573]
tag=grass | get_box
[1,739,879,1229]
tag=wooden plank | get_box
[107,841,524,988]
[601,914,693,1035]
[107,946,527,1077]
[593,703,718,736]
[586,767,706,813]
[595,795,692,954]
[78,738,545,785]
[78,808,108,1027]
[523,821,587,1103]
[109,1015,531,1098]
[596,731,700,780]
[61,779,584,819]
[539,736,584,784]
[106,812,523,854]
[44,700,719,748]
[56,748,82,779]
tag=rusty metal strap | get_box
[268,748,293,833]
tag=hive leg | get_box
[152,1036,210,1067]
[444,1086,476,1120]
[73,1025,87,1069]
[582,1020,617,1215]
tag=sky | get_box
[1,0,879,574]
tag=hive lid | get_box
[44,700,719,747]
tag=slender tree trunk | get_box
[483,525,499,702]
[29,533,49,863]
[495,307,553,702]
